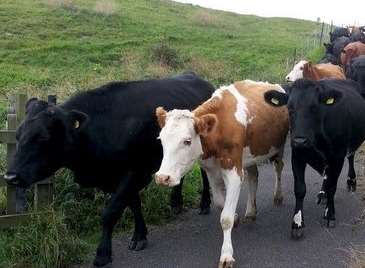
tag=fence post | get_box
[319,22,325,46]
[6,110,17,214]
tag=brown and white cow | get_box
[341,41,365,67]
[155,80,289,268]
[286,60,345,82]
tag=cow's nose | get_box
[155,174,170,186]
[3,172,21,186]
[291,137,310,149]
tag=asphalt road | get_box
[85,143,365,268]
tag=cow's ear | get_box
[264,90,288,107]
[194,114,217,137]
[156,107,167,129]
[320,90,343,106]
[68,110,89,131]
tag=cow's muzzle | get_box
[291,137,311,149]
[155,174,171,186]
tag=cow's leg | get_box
[291,153,306,240]
[219,168,242,268]
[316,180,327,205]
[170,177,184,214]
[93,174,133,267]
[128,192,148,251]
[243,165,258,222]
[272,156,284,206]
[199,168,211,215]
[322,159,344,228]
[346,154,356,192]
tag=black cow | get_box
[319,53,338,64]
[350,31,365,43]
[346,55,365,92]
[330,27,350,43]
[4,72,214,267]
[332,36,351,63]
[264,79,365,239]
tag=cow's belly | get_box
[242,146,280,168]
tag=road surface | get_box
[84,143,365,268]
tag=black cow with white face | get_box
[264,79,365,239]
[4,72,214,267]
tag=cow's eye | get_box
[300,67,304,70]
[183,139,192,146]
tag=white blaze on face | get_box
[286,60,308,82]
[156,109,203,187]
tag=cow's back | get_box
[61,73,214,188]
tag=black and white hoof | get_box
[93,255,112,267]
[321,218,336,228]
[199,206,211,215]
[242,215,256,223]
[291,227,304,240]
[347,179,356,192]
[128,238,148,251]
[316,191,327,205]
[171,205,183,215]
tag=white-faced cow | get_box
[155,80,288,268]
[286,60,345,82]
[3,73,214,267]
[264,79,365,239]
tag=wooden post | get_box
[319,22,325,46]
[6,112,17,214]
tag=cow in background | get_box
[341,42,365,69]
[286,60,345,82]
[264,79,365,239]
[346,55,365,94]
[330,27,350,43]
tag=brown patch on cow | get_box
[341,42,365,66]
[156,106,167,128]
[192,81,289,176]
[303,62,345,80]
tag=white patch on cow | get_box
[286,60,308,82]
[319,190,325,194]
[242,146,279,168]
[201,158,225,209]
[294,210,302,227]
[211,84,250,126]
[275,84,286,93]
[156,109,203,186]
[226,85,249,126]
[325,208,328,217]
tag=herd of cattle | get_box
[3,26,365,268]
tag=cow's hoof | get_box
[128,239,147,251]
[171,206,183,215]
[347,179,356,192]
[273,196,283,206]
[199,207,210,215]
[322,218,336,228]
[291,228,304,240]
[218,255,235,268]
[316,191,327,205]
[242,215,256,223]
[93,255,112,267]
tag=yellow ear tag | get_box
[271,98,279,105]
[74,120,80,129]
[326,98,335,105]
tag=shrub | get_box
[150,42,181,69]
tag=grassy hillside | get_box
[0,0,322,267]
[0,0,321,97]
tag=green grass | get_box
[0,0,323,267]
